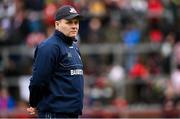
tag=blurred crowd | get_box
[0,0,180,118]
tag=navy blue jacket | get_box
[29,30,84,115]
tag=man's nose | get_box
[72,24,78,29]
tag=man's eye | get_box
[74,21,79,24]
[66,20,79,24]
[66,21,71,24]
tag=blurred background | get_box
[0,0,180,118]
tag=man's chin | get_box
[69,34,76,38]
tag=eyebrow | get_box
[66,19,79,22]
[65,19,79,23]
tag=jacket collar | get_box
[54,30,76,45]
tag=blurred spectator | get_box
[147,52,162,75]
[0,70,8,90]
[108,64,125,83]
[0,0,15,18]
[122,22,141,71]
[149,29,163,42]
[169,65,180,98]
[108,64,125,97]
[18,76,30,102]
[103,18,121,43]
[129,57,149,80]
[0,55,4,73]
[4,54,32,76]
[122,22,141,48]
[86,17,105,43]
[131,0,147,13]
[88,0,106,17]
[174,42,180,64]
[0,0,15,45]
[4,54,20,76]
[0,88,15,111]
[25,0,44,11]
[127,56,150,103]
[163,64,180,118]
[58,0,76,7]
[43,2,57,26]
[147,0,164,18]
[89,76,115,106]
[26,32,46,47]
[161,32,175,74]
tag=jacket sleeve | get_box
[29,44,59,107]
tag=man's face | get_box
[56,18,79,38]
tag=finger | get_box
[27,107,35,110]
[27,107,36,115]
[27,108,33,112]
[27,108,29,111]
[30,111,35,115]
[28,110,36,115]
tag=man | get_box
[27,5,84,118]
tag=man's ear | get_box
[55,21,59,26]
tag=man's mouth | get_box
[71,31,77,33]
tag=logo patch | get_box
[69,7,77,13]
[70,69,83,75]
[67,52,72,58]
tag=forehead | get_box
[61,18,79,22]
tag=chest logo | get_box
[67,52,72,58]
